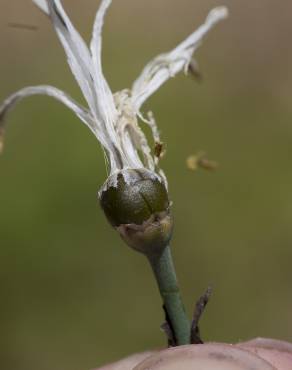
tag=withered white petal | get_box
[33,0,124,168]
[90,0,117,129]
[1,0,228,180]
[32,0,49,14]
[90,0,128,169]
[131,6,228,111]
[0,85,98,136]
[39,1,98,118]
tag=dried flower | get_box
[0,0,228,345]
[0,0,227,252]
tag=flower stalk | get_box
[147,246,191,345]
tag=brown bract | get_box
[93,338,292,370]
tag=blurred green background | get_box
[1,0,292,369]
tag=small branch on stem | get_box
[160,307,176,347]
[191,286,212,344]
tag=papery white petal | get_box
[120,120,154,171]
[114,90,153,171]
[131,6,228,111]
[41,1,126,170]
[33,0,117,129]
[90,0,137,171]
[0,85,98,138]
[38,0,99,121]
[90,0,117,129]
[33,0,49,14]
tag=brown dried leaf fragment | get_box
[187,151,218,171]
[0,128,4,154]
[154,141,164,160]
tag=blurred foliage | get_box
[1,1,292,370]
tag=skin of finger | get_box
[238,338,292,354]
[92,351,156,370]
[133,343,275,370]
[238,338,292,370]
[93,338,292,370]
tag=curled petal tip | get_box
[32,0,49,14]
[207,6,229,22]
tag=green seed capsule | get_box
[99,169,173,255]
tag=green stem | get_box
[147,245,191,345]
